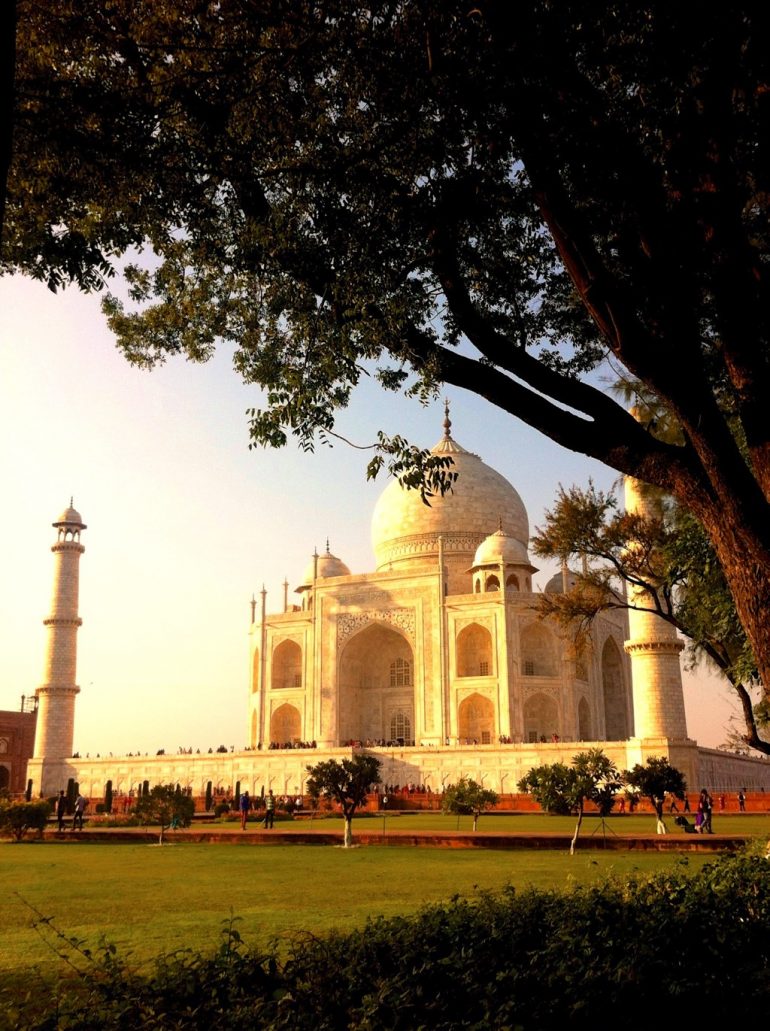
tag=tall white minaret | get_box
[33,501,86,761]
[623,476,689,739]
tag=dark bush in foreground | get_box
[8,845,770,1030]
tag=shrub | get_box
[0,799,51,841]
[14,845,770,1029]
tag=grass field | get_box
[0,839,728,985]
[2,810,768,995]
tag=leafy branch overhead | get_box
[7,3,770,700]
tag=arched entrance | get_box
[338,623,415,744]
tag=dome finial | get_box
[443,398,451,439]
[326,538,331,555]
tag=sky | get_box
[0,273,741,754]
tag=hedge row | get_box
[10,844,770,1030]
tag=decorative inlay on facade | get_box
[521,683,561,700]
[337,607,416,642]
[624,639,685,655]
[43,618,83,627]
[455,616,494,633]
[379,531,484,561]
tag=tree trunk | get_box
[678,484,770,707]
[472,812,478,832]
[159,824,165,845]
[343,815,353,848]
[570,808,584,855]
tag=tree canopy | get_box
[7,3,770,697]
[532,480,769,753]
[441,776,498,831]
[305,754,381,846]
[518,748,622,853]
[624,756,687,833]
[133,784,195,844]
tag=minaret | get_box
[623,476,688,739]
[33,501,86,762]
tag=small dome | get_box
[53,503,85,528]
[471,528,531,568]
[297,545,351,589]
[544,569,580,594]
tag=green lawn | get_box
[0,839,722,990]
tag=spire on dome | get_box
[443,398,452,439]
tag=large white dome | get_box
[371,422,529,576]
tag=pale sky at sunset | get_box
[0,273,740,754]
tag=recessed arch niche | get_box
[271,640,302,690]
[338,623,415,744]
[457,692,495,744]
[602,637,629,740]
[270,702,301,745]
[456,623,493,677]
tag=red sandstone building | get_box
[0,697,37,794]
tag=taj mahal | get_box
[20,410,770,801]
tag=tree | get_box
[441,777,498,832]
[0,799,51,842]
[519,749,621,853]
[305,755,381,847]
[133,784,195,844]
[7,4,770,704]
[533,480,768,753]
[624,757,686,835]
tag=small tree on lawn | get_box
[624,757,687,835]
[305,755,381,848]
[133,784,195,844]
[0,799,51,842]
[519,749,622,854]
[441,777,499,832]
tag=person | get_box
[264,789,275,829]
[72,793,87,831]
[700,788,714,833]
[56,790,67,832]
[694,802,705,833]
[738,788,746,812]
[239,790,250,830]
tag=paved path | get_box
[41,822,751,852]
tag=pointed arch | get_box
[602,637,629,740]
[577,697,592,740]
[456,623,493,677]
[272,639,302,690]
[506,574,520,592]
[485,574,500,592]
[250,709,258,748]
[523,692,559,742]
[520,624,558,676]
[458,693,495,744]
[270,703,301,745]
